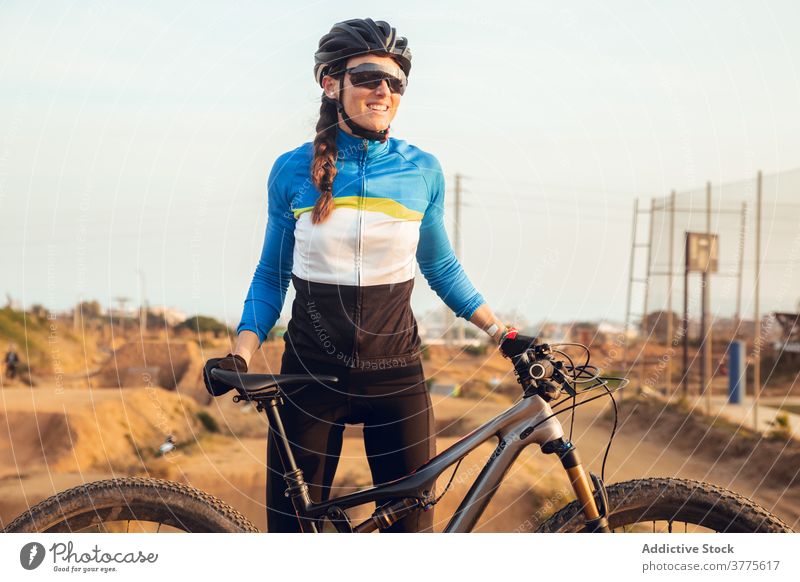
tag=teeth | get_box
[368,104,388,111]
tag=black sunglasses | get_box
[343,63,407,95]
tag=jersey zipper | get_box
[352,138,368,366]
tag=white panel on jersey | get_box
[293,208,421,286]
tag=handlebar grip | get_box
[500,332,538,359]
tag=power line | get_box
[464,175,642,196]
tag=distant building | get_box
[569,322,602,346]
[149,306,188,327]
[598,321,631,338]
[536,322,571,342]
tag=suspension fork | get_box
[542,438,610,532]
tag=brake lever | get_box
[553,369,578,397]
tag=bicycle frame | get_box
[262,390,607,533]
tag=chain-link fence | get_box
[635,167,800,396]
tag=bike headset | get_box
[314,18,412,143]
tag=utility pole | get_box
[703,182,713,415]
[454,174,462,259]
[754,171,762,430]
[735,202,747,337]
[622,198,639,384]
[682,232,689,398]
[114,296,130,338]
[639,198,655,392]
[623,199,654,398]
[138,268,148,334]
[666,191,675,395]
[454,174,465,344]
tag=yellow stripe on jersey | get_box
[293,196,424,221]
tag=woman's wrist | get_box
[486,322,508,345]
[232,330,260,368]
[468,305,508,345]
[233,347,253,367]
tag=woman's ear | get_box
[322,75,339,99]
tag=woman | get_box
[206,18,526,532]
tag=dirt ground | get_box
[0,386,563,532]
[2,383,798,532]
[1,339,797,532]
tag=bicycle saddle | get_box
[210,368,338,396]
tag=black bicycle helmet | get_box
[314,18,412,86]
[313,19,412,142]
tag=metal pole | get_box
[639,198,655,392]
[683,232,690,398]
[454,174,462,258]
[454,174,465,344]
[138,269,148,335]
[622,198,639,385]
[704,182,713,415]
[754,171,762,430]
[700,268,707,398]
[666,191,676,395]
[443,175,462,346]
[735,202,747,338]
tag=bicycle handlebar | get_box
[506,341,626,402]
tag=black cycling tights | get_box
[266,351,435,533]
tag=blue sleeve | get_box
[415,160,485,320]
[236,153,297,343]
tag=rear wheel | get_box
[537,478,792,533]
[4,477,260,533]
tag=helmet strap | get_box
[329,84,390,143]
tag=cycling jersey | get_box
[237,129,485,367]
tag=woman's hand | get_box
[499,329,538,359]
[203,354,248,397]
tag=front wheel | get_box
[4,477,260,533]
[537,478,793,533]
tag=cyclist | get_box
[4,343,20,381]
[205,18,532,532]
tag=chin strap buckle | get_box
[331,88,390,143]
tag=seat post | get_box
[265,398,300,472]
[265,398,318,532]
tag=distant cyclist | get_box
[4,343,20,380]
[205,18,534,532]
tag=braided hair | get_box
[310,94,339,224]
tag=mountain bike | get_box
[4,341,793,533]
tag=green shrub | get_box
[766,413,792,441]
[196,410,220,433]
[463,344,487,356]
[177,315,231,338]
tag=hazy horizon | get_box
[3,1,800,332]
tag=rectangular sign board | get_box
[685,232,719,273]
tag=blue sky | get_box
[2,0,799,327]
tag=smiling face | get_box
[322,53,402,135]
